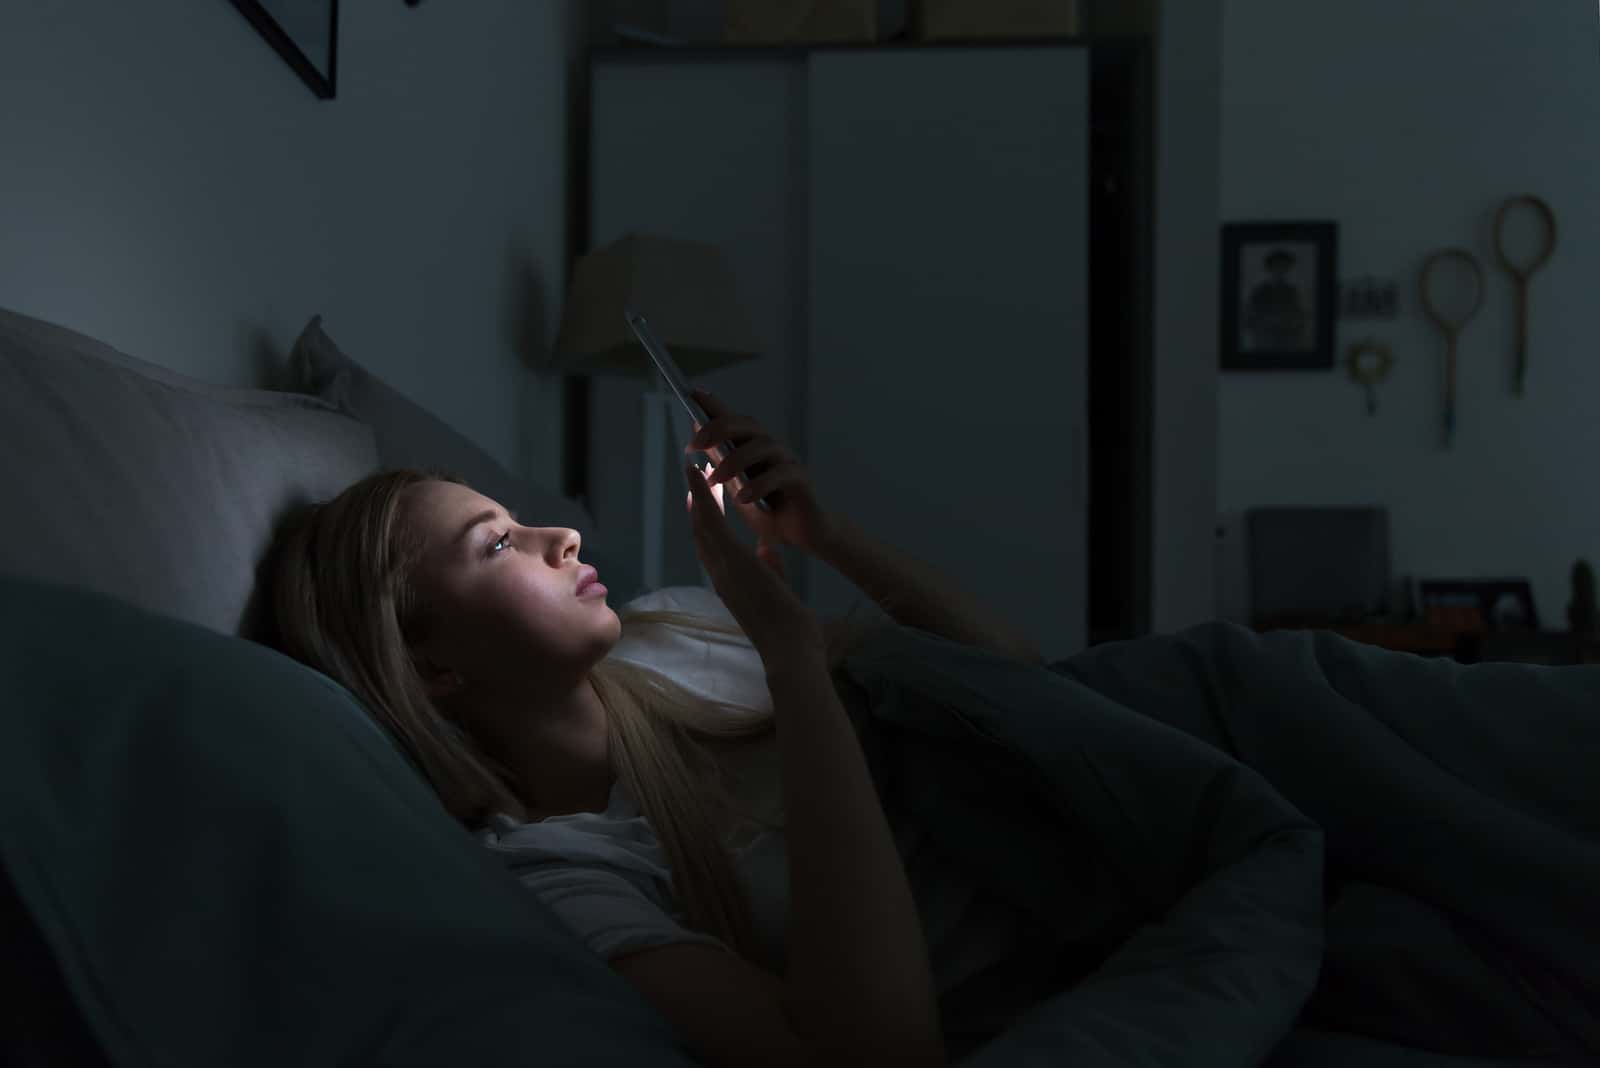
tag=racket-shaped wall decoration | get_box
[1419,248,1485,449]
[1492,194,1558,397]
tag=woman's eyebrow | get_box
[455,508,519,547]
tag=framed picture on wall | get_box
[1220,221,1339,370]
[230,0,340,100]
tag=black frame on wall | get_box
[1219,220,1338,371]
[230,0,340,100]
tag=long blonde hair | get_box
[262,467,886,964]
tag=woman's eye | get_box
[489,531,511,555]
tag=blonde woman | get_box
[266,388,1044,1068]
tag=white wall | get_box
[0,1,582,491]
[1150,0,1224,634]
[1215,0,1600,628]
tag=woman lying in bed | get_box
[266,388,1052,1068]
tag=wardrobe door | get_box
[589,56,807,590]
[806,47,1091,659]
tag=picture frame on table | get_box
[1220,221,1339,370]
[230,0,340,100]
[1416,578,1539,632]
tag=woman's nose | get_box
[555,528,581,561]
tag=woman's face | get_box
[401,480,621,693]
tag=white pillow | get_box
[0,305,380,639]
[609,586,784,830]
[610,586,772,718]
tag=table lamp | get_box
[552,232,761,591]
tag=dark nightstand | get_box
[1255,619,1600,665]
[1467,630,1600,666]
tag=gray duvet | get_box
[831,620,1597,1065]
[3,571,1595,1065]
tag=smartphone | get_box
[624,308,777,513]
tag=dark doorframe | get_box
[561,12,594,514]
[1088,40,1154,644]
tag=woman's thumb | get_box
[685,463,713,507]
[686,463,734,548]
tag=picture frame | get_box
[1416,578,1539,632]
[230,0,340,100]
[1220,221,1339,370]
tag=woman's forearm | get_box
[763,652,946,1066]
[816,512,1045,666]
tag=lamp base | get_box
[641,378,714,593]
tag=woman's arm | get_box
[815,512,1046,666]
[766,650,947,1066]
[683,458,944,1064]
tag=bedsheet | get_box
[830,620,1598,1065]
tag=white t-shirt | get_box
[472,587,1062,1051]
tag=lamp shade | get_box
[551,233,762,376]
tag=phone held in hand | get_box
[624,308,776,514]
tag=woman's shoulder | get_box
[476,807,735,962]
[476,781,677,875]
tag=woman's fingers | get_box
[732,460,804,503]
[690,388,726,418]
[686,389,735,445]
[688,480,726,514]
[686,416,762,452]
[685,464,729,539]
[707,439,789,487]
[686,466,735,577]
[684,392,768,454]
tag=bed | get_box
[2,304,1594,1066]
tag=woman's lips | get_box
[575,565,603,596]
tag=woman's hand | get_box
[683,389,839,561]
[684,461,826,667]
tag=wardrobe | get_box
[586,44,1092,660]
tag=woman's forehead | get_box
[404,481,505,547]
[408,479,494,515]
